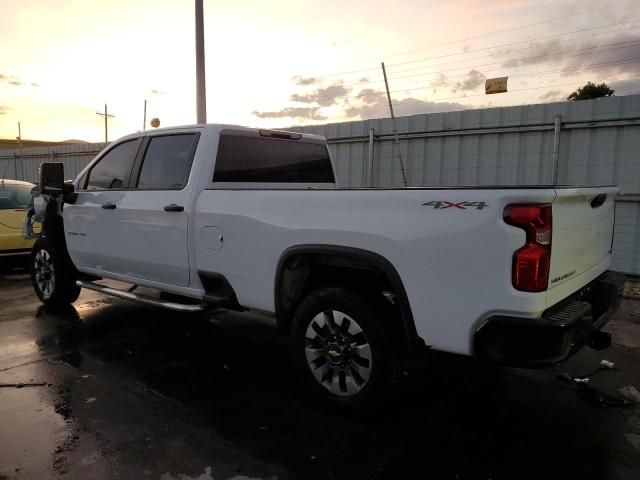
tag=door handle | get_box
[101,203,117,209]
[164,204,184,212]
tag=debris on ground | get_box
[557,360,635,407]
[0,382,47,388]
[618,386,640,404]
[578,385,631,407]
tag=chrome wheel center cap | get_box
[327,343,343,364]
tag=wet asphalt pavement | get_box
[1,263,640,480]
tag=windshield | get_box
[0,182,33,209]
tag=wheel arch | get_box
[274,244,422,359]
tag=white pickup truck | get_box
[26,124,623,407]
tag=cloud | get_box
[290,83,350,106]
[344,90,470,119]
[499,31,640,78]
[538,90,565,102]
[0,105,10,115]
[610,76,640,95]
[0,73,39,87]
[453,70,485,92]
[353,88,386,105]
[252,107,327,120]
[430,73,451,91]
[291,75,318,86]
[151,89,166,95]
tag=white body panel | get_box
[65,189,192,286]
[62,125,617,357]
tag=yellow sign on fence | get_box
[485,77,508,94]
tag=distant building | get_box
[0,139,88,150]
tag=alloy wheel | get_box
[304,310,372,397]
[34,249,55,299]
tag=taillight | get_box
[504,203,552,292]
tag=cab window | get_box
[85,139,140,190]
[135,134,199,190]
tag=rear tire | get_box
[290,287,393,409]
[31,237,80,306]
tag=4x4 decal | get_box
[422,201,489,210]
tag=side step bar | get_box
[76,280,205,312]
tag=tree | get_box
[567,82,614,101]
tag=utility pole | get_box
[195,0,207,123]
[96,104,115,143]
[381,62,408,187]
[15,122,22,180]
[143,99,147,131]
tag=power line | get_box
[368,1,635,62]
[375,55,640,100]
[385,19,640,73]
[333,34,640,92]
[381,40,640,88]
[316,69,640,104]
[304,1,636,78]
[298,17,640,94]
[330,19,640,89]
[290,45,640,104]
[322,74,640,112]
[384,74,640,105]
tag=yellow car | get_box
[0,179,38,257]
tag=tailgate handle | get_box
[101,202,116,210]
[591,194,606,208]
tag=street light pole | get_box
[195,0,207,123]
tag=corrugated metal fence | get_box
[1,95,638,274]
[0,142,107,184]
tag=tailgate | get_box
[547,186,618,306]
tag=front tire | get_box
[31,237,80,306]
[290,287,392,408]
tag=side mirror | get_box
[40,162,65,196]
[63,181,77,204]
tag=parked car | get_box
[25,124,623,407]
[0,179,38,258]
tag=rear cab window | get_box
[212,130,335,186]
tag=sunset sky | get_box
[1,0,639,142]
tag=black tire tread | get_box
[31,237,80,306]
[290,287,393,409]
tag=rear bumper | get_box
[474,271,624,367]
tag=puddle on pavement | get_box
[0,361,72,479]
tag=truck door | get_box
[112,132,200,287]
[64,137,143,276]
